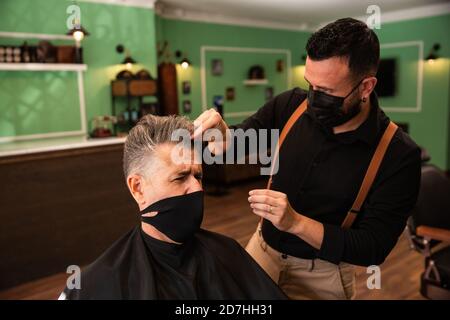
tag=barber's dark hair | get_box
[306,18,380,78]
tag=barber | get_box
[192,18,421,299]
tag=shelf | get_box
[0,63,87,72]
[0,136,126,158]
[0,31,73,41]
[243,79,269,86]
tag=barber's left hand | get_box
[248,189,301,234]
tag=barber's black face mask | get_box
[307,79,364,129]
[141,191,204,243]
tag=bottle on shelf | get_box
[13,47,21,63]
[131,107,139,123]
[21,42,31,63]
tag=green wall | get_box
[374,14,450,170]
[0,0,157,137]
[155,16,310,125]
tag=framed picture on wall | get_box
[182,100,192,113]
[211,59,223,76]
[265,87,274,101]
[276,59,284,72]
[182,81,191,95]
[226,87,235,101]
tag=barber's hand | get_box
[248,189,302,234]
[192,108,231,155]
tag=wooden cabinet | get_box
[111,79,157,97]
[111,79,159,135]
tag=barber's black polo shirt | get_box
[231,88,421,266]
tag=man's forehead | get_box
[305,56,351,87]
[155,143,201,170]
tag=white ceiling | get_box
[156,0,450,30]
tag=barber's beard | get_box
[344,95,363,117]
[342,94,363,120]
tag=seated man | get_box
[60,115,286,300]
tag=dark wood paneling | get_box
[0,144,137,290]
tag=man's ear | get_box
[361,77,377,100]
[127,174,146,206]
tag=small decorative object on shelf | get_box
[244,65,268,86]
[13,46,21,62]
[21,41,32,62]
[136,69,153,80]
[248,65,265,80]
[140,102,159,117]
[0,46,10,63]
[130,108,139,122]
[116,70,134,80]
[36,41,57,63]
[56,46,77,63]
[90,116,117,138]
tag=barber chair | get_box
[406,164,450,299]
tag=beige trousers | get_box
[245,227,356,300]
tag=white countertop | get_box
[0,136,126,158]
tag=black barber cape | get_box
[61,227,287,299]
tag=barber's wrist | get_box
[289,213,305,237]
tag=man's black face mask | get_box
[141,191,204,243]
[307,79,364,130]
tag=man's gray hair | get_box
[123,114,194,178]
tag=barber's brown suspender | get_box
[264,99,398,229]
